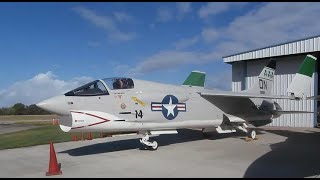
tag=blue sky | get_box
[0,2,320,107]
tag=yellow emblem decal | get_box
[132,97,145,107]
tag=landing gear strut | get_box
[237,123,257,140]
[139,132,158,150]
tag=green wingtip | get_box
[183,71,206,87]
[298,54,317,77]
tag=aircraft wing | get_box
[198,91,303,115]
[198,92,264,115]
[199,92,297,100]
[199,91,314,115]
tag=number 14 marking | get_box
[135,110,143,118]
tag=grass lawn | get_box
[0,125,102,150]
[0,115,58,122]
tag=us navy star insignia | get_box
[151,95,186,120]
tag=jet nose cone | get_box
[36,101,48,109]
[36,95,70,115]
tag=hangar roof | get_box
[223,35,320,63]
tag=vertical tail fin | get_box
[242,59,276,95]
[182,71,206,87]
[287,54,317,98]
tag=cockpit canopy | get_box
[102,77,134,90]
[64,77,134,96]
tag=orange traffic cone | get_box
[87,132,92,140]
[52,119,59,125]
[46,142,62,176]
[73,134,78,141]
[81,132,85,141]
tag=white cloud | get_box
[198,2,247,19]
[128,51,197,76]
[73,6,136,42]
[108,2,320,91]
[176,2,192,20]
[174,36,199,49]
[157,8,174,22]
[0,72,94,107]
[201,28,219,43]
[157,3,192,22]
[113,12,133,22]
[197,2,320,90]
[129,3,320,76]
[199,2,229,18]
[127,50,221,76]
[220,2,320,54]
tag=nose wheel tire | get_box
[151,141,158,150]
[248,129,256,140]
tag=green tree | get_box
[12,103,26,115]
[27,104,52,115]
[0,103,51,115]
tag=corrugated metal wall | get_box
[231,55,317,127]
[232,61,246,91]
[224,36,320,63]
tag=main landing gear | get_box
[248,129,257,140]
[237,123,257,140]
[139,132,158,150]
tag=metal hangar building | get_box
[223,35,320,127]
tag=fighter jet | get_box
[37,54,317,150]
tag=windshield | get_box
[102,78,134,90]
[64,80,109,96]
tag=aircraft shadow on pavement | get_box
[243,128,320,178]
[59,129,248,156]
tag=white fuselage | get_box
[38,79,274,133]
[59,79,226,133]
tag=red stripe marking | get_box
[70,111,110,130]
[88,121,109,127]
[71,121,109,130]
[152,106,162,108]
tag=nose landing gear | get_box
[139,132,158,150]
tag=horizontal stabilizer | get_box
[305,95,320,100]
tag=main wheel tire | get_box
[248,129,256,140]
